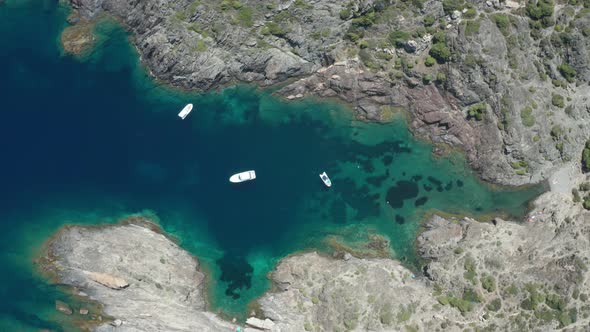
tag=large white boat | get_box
[319,172,332,187]
[229,170,256,183]
[178,103,193,120]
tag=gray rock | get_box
[55,300,73,315]
[42,217,236,331]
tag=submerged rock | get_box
[60,20,95,56]
[55,300,73,315]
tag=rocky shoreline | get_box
[47,0,590,330]
[37,164,590,331]
[64,0,590,186]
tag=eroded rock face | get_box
[42,218,235,331]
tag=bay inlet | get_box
[0,1,543,329]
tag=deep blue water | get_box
[0,1,543,329]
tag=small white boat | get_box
[319,172,332,187]
[178,103,193,120]
[229,170,256,183]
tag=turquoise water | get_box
[0,1,543,329]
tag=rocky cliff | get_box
[65,0,590,186]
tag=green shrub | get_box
[429,42,452,63]
[359,40,369,49]
[465,20,481,36]
[423,74,434,84]
[558,63,577,82]
[506,284,519,296]
[552,93,565,108]
[573,188,582,202]
[467,102,486,121]
[423,15,436,26]
[424,56,436,67]
[236,7,254,27]
[389,31,411,47]
[550,125,563,139]
[464,257,476,272]
[492,14,511,35]
[432,31,446,44]
[521,284,546,310]
[582,140,590,172]
[463,7,477,19]
[449,296,473,313]
[379,302,394,325]
[352,11,376,28]
[396,304,415,322]
[436,72,446,83]
[558,311,573,327]
[443,0,465,14]
[339,8,351,19]
[520,106,535,127]
[346,32,361,42]
[487,298,502,311]
[546,293,566,311]
[526,0,554,21]
[293,0,312,9]
[265,22,290,37]
[583,195,590,210]
[464,270,477,284]
[463,288,483,303]
[552,79,567,88]
[195,39,207,52]
[481,275,496,292]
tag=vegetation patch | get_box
[442,0,465,14]
[491,14,511,36]
[552,93,565,108]
[487,298,502,311]
[464,19,481,36]
[558,63,577,82]
[583,140,590,172]
[429,42,451,63]
[520,106,535,127]
[467,102,486,121]
[481,275,496,292]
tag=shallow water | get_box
[0,1,543,329]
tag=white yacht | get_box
[319,172,332,187]
[229,170,256,183]
[178,103,193,120]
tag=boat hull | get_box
[229,170,256,183]
[320,172,332,187]
[178,104,193,119]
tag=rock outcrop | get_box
[40,216,236,331]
